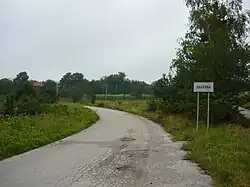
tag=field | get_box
[0,103,99,160]
[95,94,153,100]
[93,100,250,187]
[95,94,129,100]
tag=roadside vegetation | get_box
[0,104,98,160]
[93,100,250,187]
[0,72,99,160]
[94,94,152,100]
[91,1,250,186]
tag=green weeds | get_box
[0,104,99,160]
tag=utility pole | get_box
[105,84,108,100]
[55,82,59,102]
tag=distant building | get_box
[32,81,44,87]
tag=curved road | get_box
[0,107,212,187]
[239,107,250,119]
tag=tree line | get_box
[58,72,151,102]
[0,72,58,116]
[151,0,250,125]
[0,71,152,116]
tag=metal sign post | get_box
[207,93,210,131]
[196,92,200,130]
[194,82,214,131]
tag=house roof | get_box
[32,81,44,87]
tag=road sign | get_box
[194,82,214,93]
[193,82,214,131]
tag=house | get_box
[32,81,44,87]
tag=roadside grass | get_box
[94,100,250,187]
[95,94,152,98]
[95,94,130,97]
[94,100,148,114]
[59,94,152,103]
[0,103,99,160]
[243,102,250,109]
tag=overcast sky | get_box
[0,0,249,83]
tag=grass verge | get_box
[93,100,250,187]
[243,102,250,109]
[0,103,99,160]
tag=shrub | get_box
[91,94,96,104]
[17,98,43,115]
[146,100,157,112]
[2,94,15,115]
[97,102,104,107]
[79,99,90,105]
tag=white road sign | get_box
[194,82,214,93]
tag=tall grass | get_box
[60,94,153,102]
[164,116,250,187]
[0,104,99,160]
[95,94,152,100]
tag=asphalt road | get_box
[239,107,250,119]
[0,107,212,187]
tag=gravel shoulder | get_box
[0,107,212,187]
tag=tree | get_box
[0,79,13,114]
[153,0,250,124]
[12,72,36,100]
[0,78,13,95]
[0,72,47,115]
[40,80,58,104]
[0,71,62,116]
[13,72,29,85]
[59,72,87,102]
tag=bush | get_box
[45,104,69,116]
[97,102,104,107]
[79,99,90,105]
[153,97,249,126]
[17,98,43,115]
[2,94,15,115]
[39,92,57,104]
[146,100,157,111]
[91,94,96,104]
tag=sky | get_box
[0,0,249,83]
